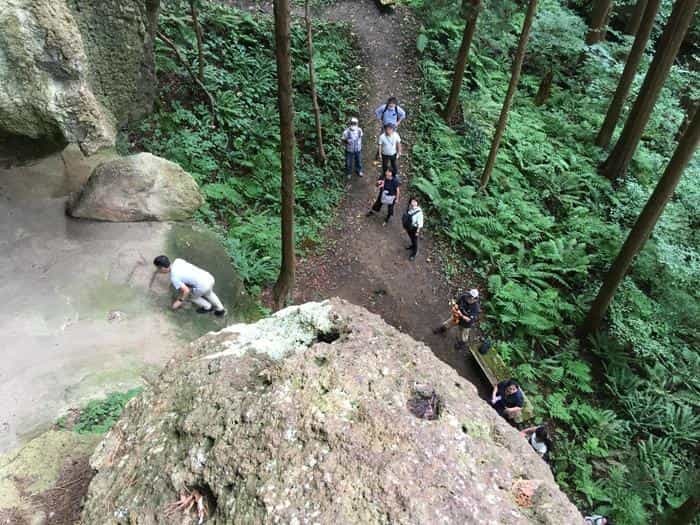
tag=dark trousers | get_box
[407,227,418,256]
[345,150,362,176]
[372,192,395,220]
[381,154,398,176]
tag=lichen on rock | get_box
[81,299,584,524]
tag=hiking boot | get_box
[214,309,226,317]
[366,210,374,217]
[432,325,447,335]
[196,307,212,314]
[409,255,415,261]
[358,171,364,177]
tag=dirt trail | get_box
[292,0,483,386]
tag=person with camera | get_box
[433,288,480,348]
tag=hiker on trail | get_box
[374,96,406,131]
[584,516,613,525]
[402,197,423,261]
[153,255,226,316]
[341,117,364,179]
[520,425,551,458]
[491,379,524,421]
[433,288,480,348]
[366,168,400,226]
[378,123,402,177]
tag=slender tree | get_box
[443,0,481,124]
[304,0,327,164]
[581,108,699,336]
[595,0,661,148]
[586,0,614,44]
[272,0,296,309]
[600,0,698,180]
[625,0,648,35]
[480,0,538,190]
[189,0,205,83]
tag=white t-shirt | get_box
[409,207,424,229]
[170,258,215,293]
[378,132,401,156]
[530,433,548,456]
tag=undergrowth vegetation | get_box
[57,389,142,434]
[406,0,699,522]
[122,0,359,293]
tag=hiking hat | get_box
[350,117,359,124]
[468,288,479,298]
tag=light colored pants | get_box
[191,286,224,312]
[442,317,471,343]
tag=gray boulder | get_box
[0,0,159,155]
[81,299,584,525]
[68,153,203,222]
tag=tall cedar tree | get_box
[480,0,538,189]
[625,0,648,35]
[189,0,205,82]
[586,0,614,44]
[443,0,481,124]
[305,0,327,164]
[600,0,698,180]
[596,0,660,147]
[272,0,296,309]
[581,106,699,336]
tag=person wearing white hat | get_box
[341,117,364,179]
[433,288,481,348]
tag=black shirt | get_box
[380,176,400,196]
[456,294,480,327]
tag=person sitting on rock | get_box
[584,515,613,525]
[491,379,524,421]
[520,425,551,458]
[433,288,480,349]
[153,255,225,316]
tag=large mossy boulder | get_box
[0,0,159,155]
[67,153,203,221]
[81,299,584,525]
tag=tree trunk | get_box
[443,0,481,124]
[625,0,647,35]
[586,0,614,45]
[581,107,699,337]
[676,99,698,141]
[659,489,700,525]
[600,0,697,180]
[272,0,296,310]
[305,0,327,164]
[534,68,553,106]
[480,0,538,190]
[595,0,660,148]
[189,0,205,83]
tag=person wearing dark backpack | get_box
[402,198,423,261]
[374,97,406,161]
[366,169,400,226]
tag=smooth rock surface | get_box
[0,0,158,155]
[67,153,204,221]
[82,299,584,525]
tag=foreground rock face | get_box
[0,0,159,154]
[82,300,583,524]
[68,153,203,221]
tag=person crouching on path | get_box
[366,168,400,226]
[491,379,524,421]
[341,117,363,179]
[153,255,226,316]
[378,123,402,177]
[403,198,423,261]
[433,288,480,349]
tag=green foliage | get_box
[125,1,359,291]
[68,389,142,434]
[409,0,699,522]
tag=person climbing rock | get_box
[374,96,406,131]
[153,255,226,316]
[341,117,364,179]
[366,168,400,226]
[403,197,424,261]
[491,379,524,421]
[433,288,480,348]
[520,425,551,458]
[377,123,402,177]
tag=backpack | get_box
[402,211,413,230]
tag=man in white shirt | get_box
[403,197,424,261]
[153,255,225,316]
[377,123,402,177]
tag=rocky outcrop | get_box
[81,299,583,525]
[0,0,159,155]
[67,153,203,221]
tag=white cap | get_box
[469,289,479,298]
[350,117,359,124]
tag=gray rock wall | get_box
[0,0,158,155]
[81,299,584,525]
